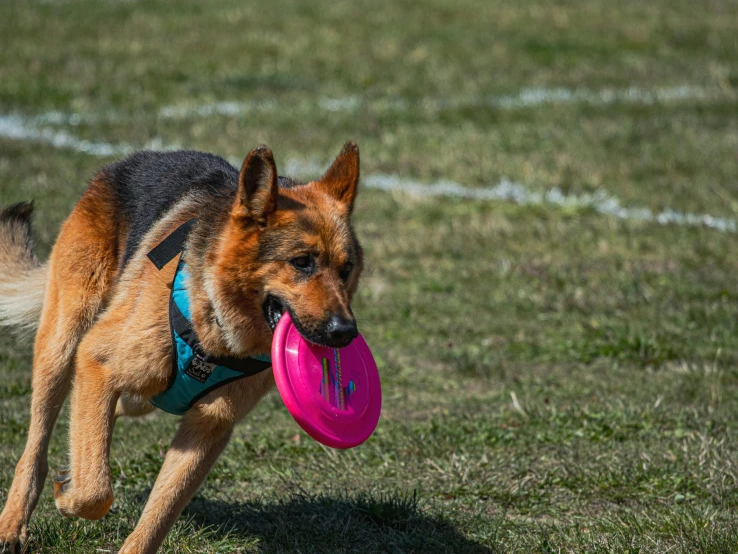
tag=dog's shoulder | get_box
[104,150,239,268]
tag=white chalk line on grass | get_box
[0,111,736,234]
[359,173,737,233]
[0,114,182,157]
[23,84,728,127]
[0,114,135,157]
[157,84,717,120]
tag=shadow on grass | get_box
[184,490,496,554]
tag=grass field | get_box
[2,0,738,552]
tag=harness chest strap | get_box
[146,219,272,416]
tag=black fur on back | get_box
[104,150,305,270]
[105,150,240,268]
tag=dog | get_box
[0,142,364,553]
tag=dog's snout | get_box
[325,315,358,345]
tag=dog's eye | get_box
[290,255,315,273]
[340,262,354,281]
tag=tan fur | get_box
[0,144,364,554]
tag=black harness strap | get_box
[147,219,197,270]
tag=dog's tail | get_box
[0,202,48,336]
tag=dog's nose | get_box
[325,315,358,345]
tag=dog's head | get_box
[211,142,363,353]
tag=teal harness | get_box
[147,220,272,416]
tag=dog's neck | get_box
[184,235,272,359]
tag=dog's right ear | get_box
[234,145,278,226]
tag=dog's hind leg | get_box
[0,279,87,554]
[0,182,121,553]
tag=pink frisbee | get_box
[271,313,382,449]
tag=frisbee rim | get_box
[271,312,381,449]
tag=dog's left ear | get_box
[318,141,360,211]
[235,145,278,226]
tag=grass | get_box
[2,0,738,551]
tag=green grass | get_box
[2,0,738,551]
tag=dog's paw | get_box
[0,527,22,554]
[0,513,24,554]
[53,466,113,521]
[0,540,21,554]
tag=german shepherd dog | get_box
[0,143,363,553]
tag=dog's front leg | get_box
[118,406,235,554]
[53,341,119,521]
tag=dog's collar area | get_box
[169,280,272,371]
[146,220,272,415]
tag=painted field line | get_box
[0,114,135,157]
[360,173,737,233]
[480,84,709,110]
[1,112,735,234]
[0,114,181,157]
[25,84,725,127]
[156,84,718,120]
[282,159,737,233]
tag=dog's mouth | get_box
[263,295,286,332]
[262,294,357,349]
